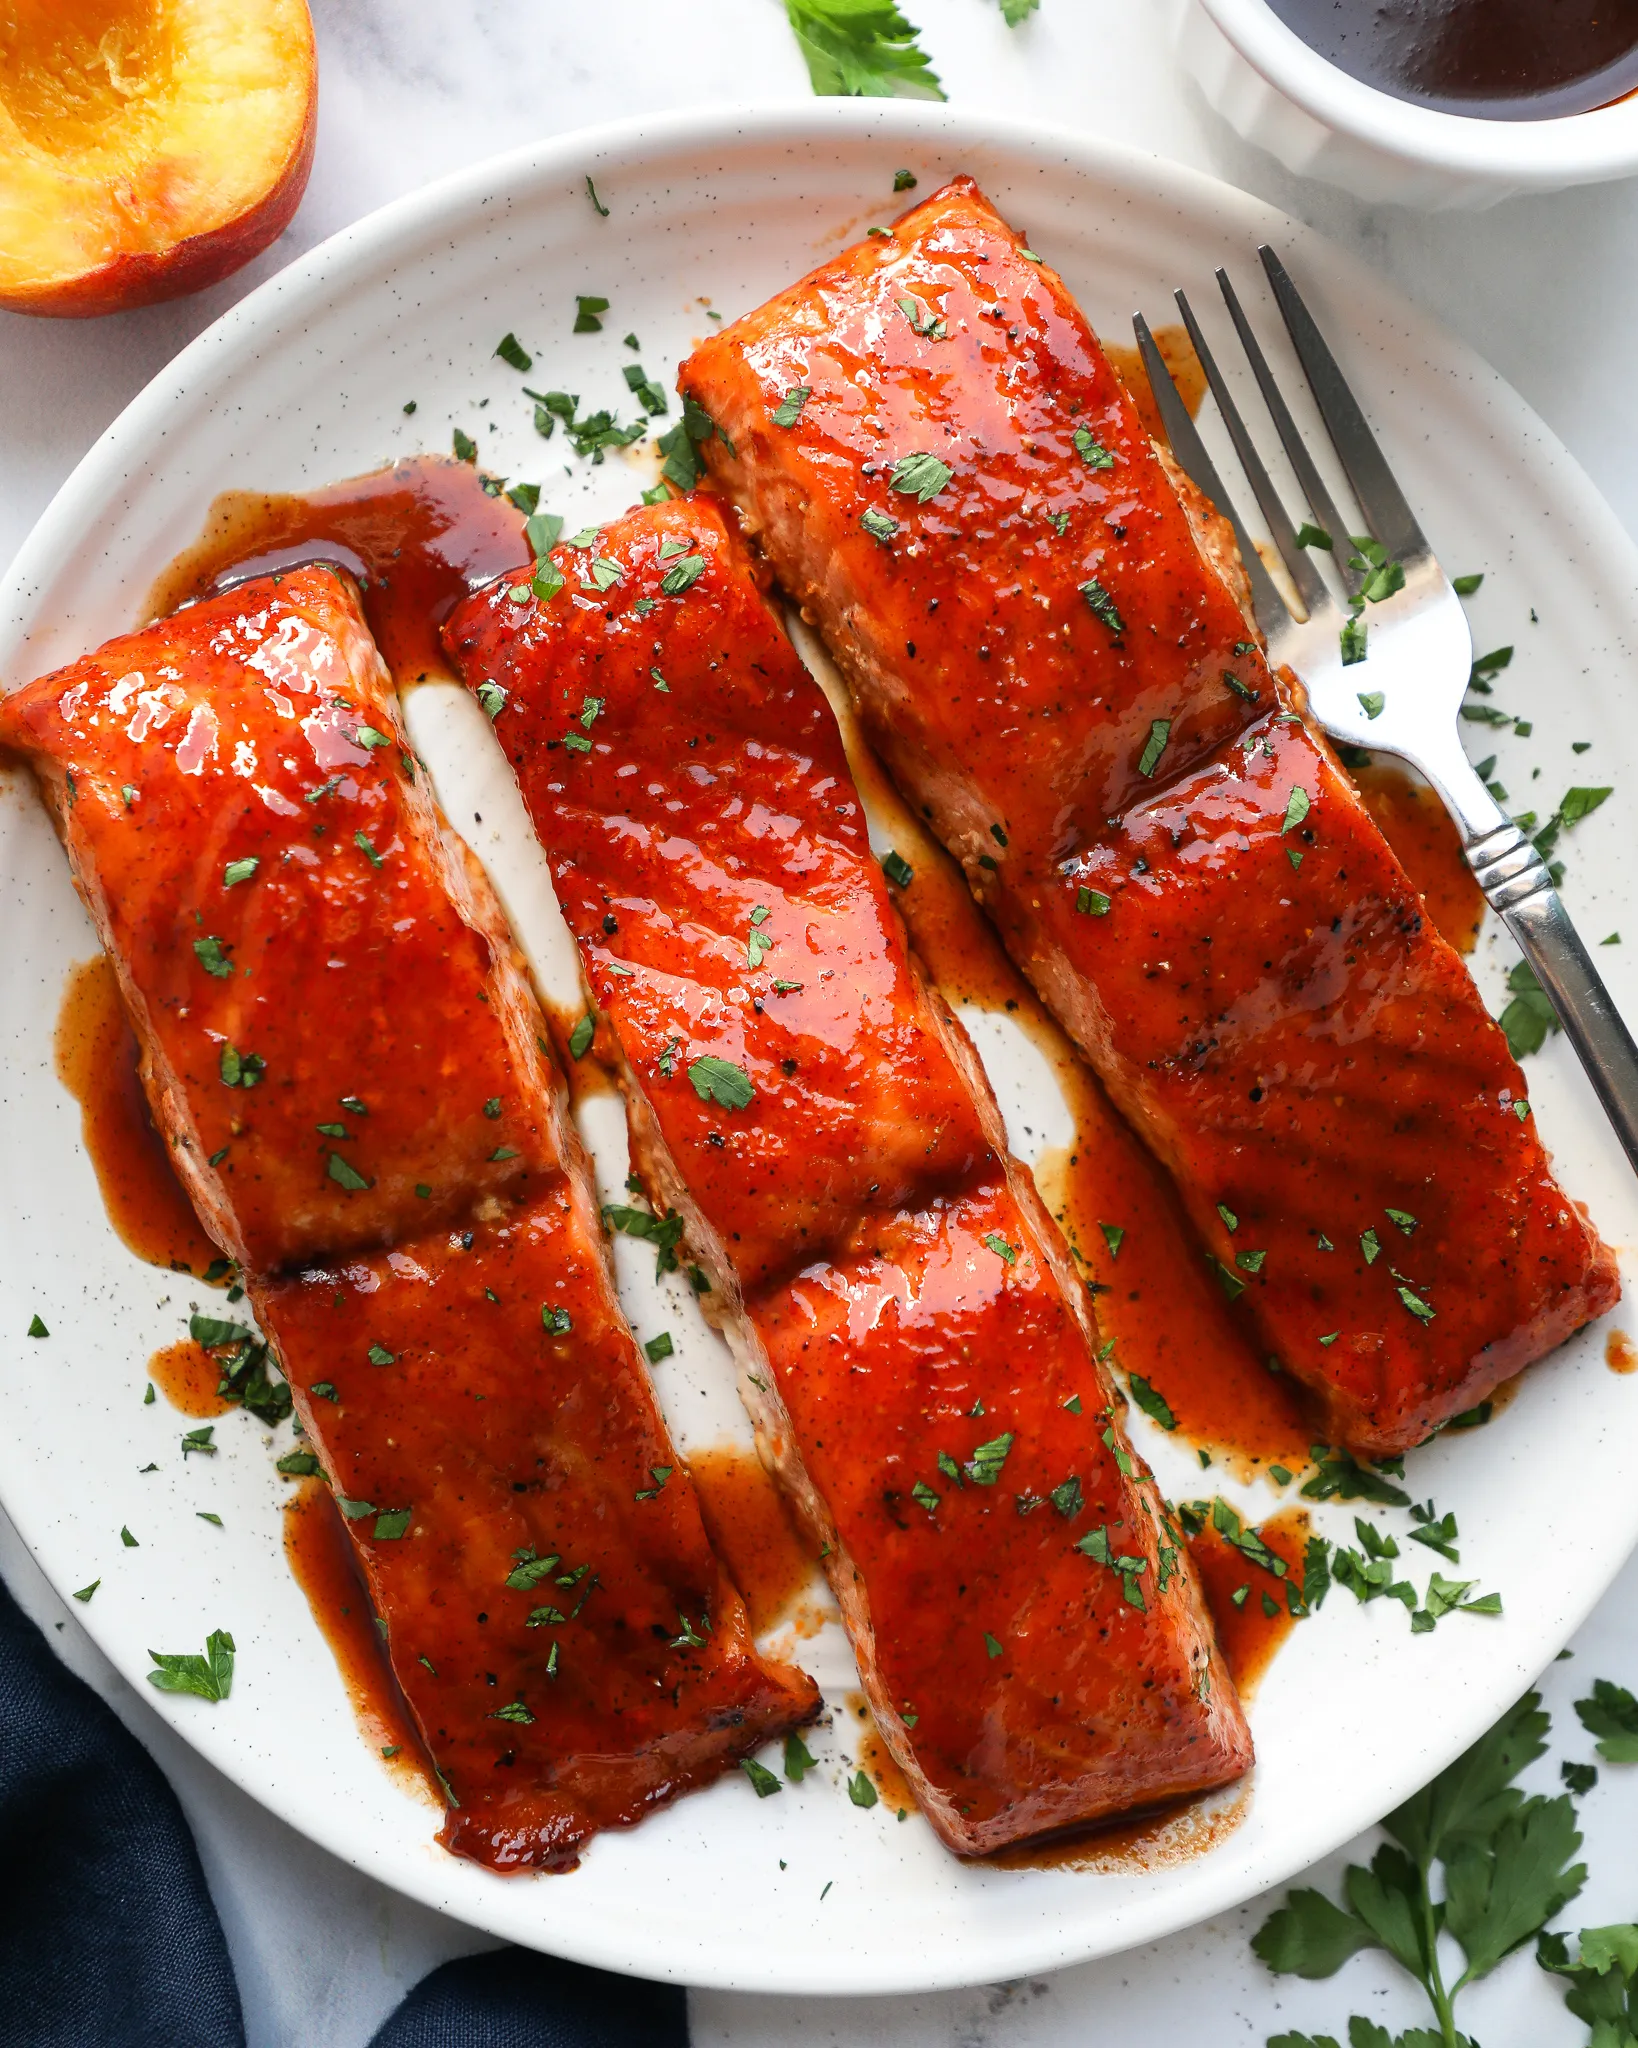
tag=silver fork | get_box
[1135,249,1638,1176]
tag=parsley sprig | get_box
[1255,1689,1585,2048]
[783,0,944,99]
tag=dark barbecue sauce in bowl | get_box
[1265,0,1638,119]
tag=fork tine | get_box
[1173,286,1332,618]
[1132,315,1290,645]
[1259,246,1430,568]
[1215,267,1362,599]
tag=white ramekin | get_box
[1170,0,1638,209]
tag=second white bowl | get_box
[1171,0,1638,209]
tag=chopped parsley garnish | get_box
[218,1044,264,1089]
[897,295,950,344]
[327,1153,372,1192]
[541,1305,573,1335]
[784,1731,817,1781]
[771,387,812,426]
[1076,885,1110,915]
[1099,1222,1125,1259]
[222,858,259,888]
[495,332,532,371]
[1080,577,1125,636]
[373,1509,411,1540]
[688,1055,754,1110]
[1408,1501,1460,1562]
[911,1480,940,1513]
[354,830,384,869]
[73,1581,99,1603]
[635,1464,673,1501]
[452,428,478,464]
[848,1767,880,1805]
[1360,1227,1380,1265]
[476,681,507,720]
[1348,534,1405,605]
[644,1333,674,1365]
[193,936,233,978]
[1340,616,1368,665]
[981,1232,1017,1265]
[573,294,610,333]
[660,553,706,594]
[622,362,668,415]
[1072,425,1114,469]
[1075,1525,1148,1607]
[1137,718,1170,778]
[147,1629,234,1703]
[1500,958,1559,1060]
[525,510,563,556]
[585,176,609,216]
[1281,786,1310,834]
[1301,1446,1410,1506]
[1295,522,1332,550]
[741,1756,782,1797]
[1357,690,1385,720]
[1209,1497,1287,1578]
[880,849,914,888]
[1235,1248,1266,1273]
[1127,1375,1177,1431]
[1452,571,1484,595]
[861,507,899,544]
[568,1015,595,1059]
[889,452,952,503]
[368,1344,395,1366]
[1398,1285,1436,1324]
[505,1548,562,1591]
[181,1425,216,1458]
[1050,1475,1083,1517]
[966,1433,1014,1486]
[670,1610,709,1649]
[26,1314,47,1338]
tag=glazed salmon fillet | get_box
[0,566,817,1870]
[678,175,1619,1458]
[444,498,1252,1855]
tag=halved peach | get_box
[0,0,317,318]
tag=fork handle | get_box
[1468,818,1638,1172]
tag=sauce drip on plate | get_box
[687,1444,821,1635]
[54,953,219,1275]
[1264,0,1638,120]
[1350,759,1485,955]
[148,1338,236,1417]
[1189,1505,1312,1697]
[144,455,527,689]
[282,1479,437,1800]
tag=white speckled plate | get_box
[2,103,1637,1996]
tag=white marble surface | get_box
[5,2,1638,2042]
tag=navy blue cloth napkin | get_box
[0,1572,687,2047]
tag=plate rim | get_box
[4,95,1638,1995]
